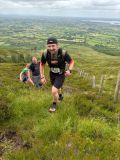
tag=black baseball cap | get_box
[47,37,58,44]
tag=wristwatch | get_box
[69,69,72,73]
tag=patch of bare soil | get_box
[0,129,32,157]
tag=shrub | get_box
[0,96,12,122]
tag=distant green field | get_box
[0,16,120,56]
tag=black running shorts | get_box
[22,76,28,82]
[50,72,65,89]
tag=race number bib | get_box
[50,67,61,73]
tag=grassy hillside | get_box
[0,46,120,159]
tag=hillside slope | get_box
[0,46,120,159]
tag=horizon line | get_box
[0,14,120,20]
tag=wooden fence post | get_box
[81,70,84,77]
[114,72,120,103]
[99,75,105,95]
[79,70,83,77]
[92,75,96,88]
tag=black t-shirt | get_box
[29,62,40,76]
[41,48,72,70]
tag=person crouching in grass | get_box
[19,63,34,85]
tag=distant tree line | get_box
[92,45,120,56]
[0,48,33,63]
[0,53,33,63]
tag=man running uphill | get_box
[29,56,42,88]
[40,37,74,112]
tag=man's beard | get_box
[50,50,57,54]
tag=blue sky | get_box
[0,0,120,18]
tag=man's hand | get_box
[65,70,71,77]
[41,77,47,84]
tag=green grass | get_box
[0,45,120,159]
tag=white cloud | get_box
[0,0,120,9]
[0,0,120,18]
